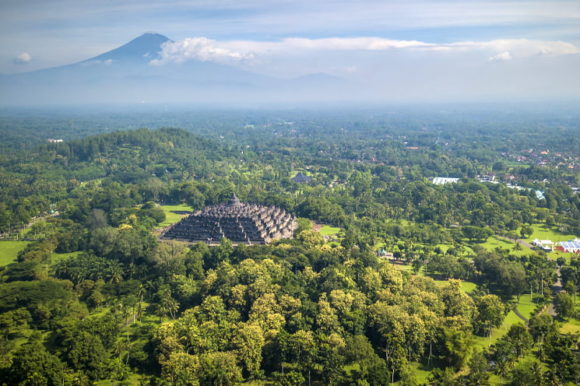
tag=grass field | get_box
[560,318,580,335]
[319,225,341,236]
[406,361,433,384]
[159,204,193,227]
[460,281,477,294]
[515,294,536,320]
[473,310,523,350]
[0,240,31,266]
[51,251,82,265]
[480,236,534,257]
[0,241,83,268]
[525,224,577,243]
[95,374,142,385]
[433,278,478,294]
[433,243,475,257]
[559,302,580,335]
[392,262,414,273]
[505,161,530,168]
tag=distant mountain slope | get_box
[82,32,171,64]
[0,33,346,105]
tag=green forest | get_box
[0,108,578,385]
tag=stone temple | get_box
[161,195,297,245]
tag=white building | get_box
[559,239,580,253]
[432,177,460,185]
[532,239,554,251]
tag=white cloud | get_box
[3,1,580,73]
[445,39,580,57]
[14,52,32,64]
[153,36,580,66]
[81,58,113,66]
[264,37,431,52]
[151,37,252,65]
[489,51,512,61]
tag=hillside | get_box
[0,119,578,384]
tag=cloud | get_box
[2,1,580,73]
[4,1,580,36]
[444,39,580,57]
[153,36,580,66]
[151,37,252,65]
[81,58,113,66]
[14,52,32,64]
[489,51,512,61]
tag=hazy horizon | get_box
[1,1,580,105]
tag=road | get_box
[546,267,563,317]
[496,235,534,249]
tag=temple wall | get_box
[161,199,297,245]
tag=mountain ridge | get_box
[81,33,171,64]
[0,33,346,105]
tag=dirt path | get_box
[496,235,534,249]
[312,223,323,232]
[513,307,529,323]
[546,267,563,317]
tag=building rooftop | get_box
[432,177,460,185]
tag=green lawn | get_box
[95,373,142,385]
[560,318,580,335]
[0,240,31,266]
[515,294,536,320]
[525,224,577,243]
[393,262,414,273]
[51,251,82,265]
[473,310,522,350]
[559,302,580,335]
[505,161,530,168]
[319,225,341,237]
[540,248,571,262]
[435,243,475,257]
[434,243,453,253]
[406,361,433,384]
[488,374,505,385]
[460,281,478,294]
[159,204,193,227]
[480,235,534,257]
[432,278,478,294]
[0,241,82,267]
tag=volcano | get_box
[0,32,345,105]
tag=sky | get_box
[1,0,579,102]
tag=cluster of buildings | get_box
[505,184,546,200]
[532,238,580,253]
[505,148,580,171]
[430,175,546,200]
